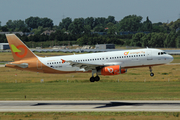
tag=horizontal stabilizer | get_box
[6,63,28,68]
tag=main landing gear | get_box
[90,76,100,82]
[149,66,154,77]
[90,70,100,82]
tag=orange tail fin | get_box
[6,34,37,61]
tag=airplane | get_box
[5,34,174,82]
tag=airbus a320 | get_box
[5,34,174,82]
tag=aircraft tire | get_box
[150,73,154,77]
[95,76,100,81]
[90,77,95,82]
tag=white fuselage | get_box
[38,48,174,72]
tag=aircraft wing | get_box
[66,60,103,71]
[64,59,123,71]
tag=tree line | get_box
[0,15,180,48]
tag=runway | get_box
[0,65,5,67]
[1,100,180,112]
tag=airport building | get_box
[0,43,10,50]
[95,44,115,49]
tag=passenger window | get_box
[124,56,126,58]
[158,52,160,55]
[122,56,123,58]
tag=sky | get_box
[0,0,180,26]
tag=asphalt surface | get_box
[1,100,180,112]
[0,65,5,67]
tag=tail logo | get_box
[11,44,28,58]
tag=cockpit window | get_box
[158,52,167,55]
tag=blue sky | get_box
[0,0,180,25]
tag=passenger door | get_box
[147,50,152,60]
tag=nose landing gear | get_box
[149,66,154,77]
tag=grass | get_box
[1,52,180,100]
[1,64,180,83]
[0,112,180,120]
[1,79,180,100]
[1,53,180,119]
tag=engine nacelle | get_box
[97,65,127,76]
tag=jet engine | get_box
[97,65,127,76]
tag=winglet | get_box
[61,59,65,64]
